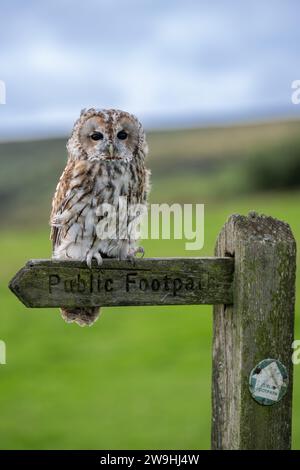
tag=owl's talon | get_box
[126,254,136,264]
[86,251,103,268]
[127,246,145,260]
[95,252,103,266]
[135,246,145,258]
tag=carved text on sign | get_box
[48,272,210,297]
[9,258,234,307]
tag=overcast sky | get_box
[1,0,300,139]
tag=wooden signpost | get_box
[9,212,297,450]
[9,257,234,308]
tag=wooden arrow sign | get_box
[9,258,233,308]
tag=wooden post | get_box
[212,212,296,450]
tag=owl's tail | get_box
[60,307,101,327]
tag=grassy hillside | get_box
[1,118,300,227]
[0,119,300,449]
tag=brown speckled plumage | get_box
[50,108,150,326]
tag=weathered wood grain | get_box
[212,212,296,450]
[9,257,234,308]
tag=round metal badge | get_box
[249,358,288,406]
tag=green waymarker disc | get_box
[249,359,289,406]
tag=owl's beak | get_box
[108,143,114,158]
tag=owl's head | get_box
[67,108,148,163]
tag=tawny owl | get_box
[50,108,150,326]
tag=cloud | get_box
[1,0,300,139]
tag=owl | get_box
[50,108,151,326]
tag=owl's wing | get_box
[141,168,151,204]
[132,167,151,206]
[126,167,151,244]
[50,160,75,250]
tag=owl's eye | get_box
[117,130,128,140]
[90,132,103,141]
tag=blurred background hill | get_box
[1,118,300,228]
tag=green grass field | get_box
[0,119,300,448]
[0,190,299,449]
